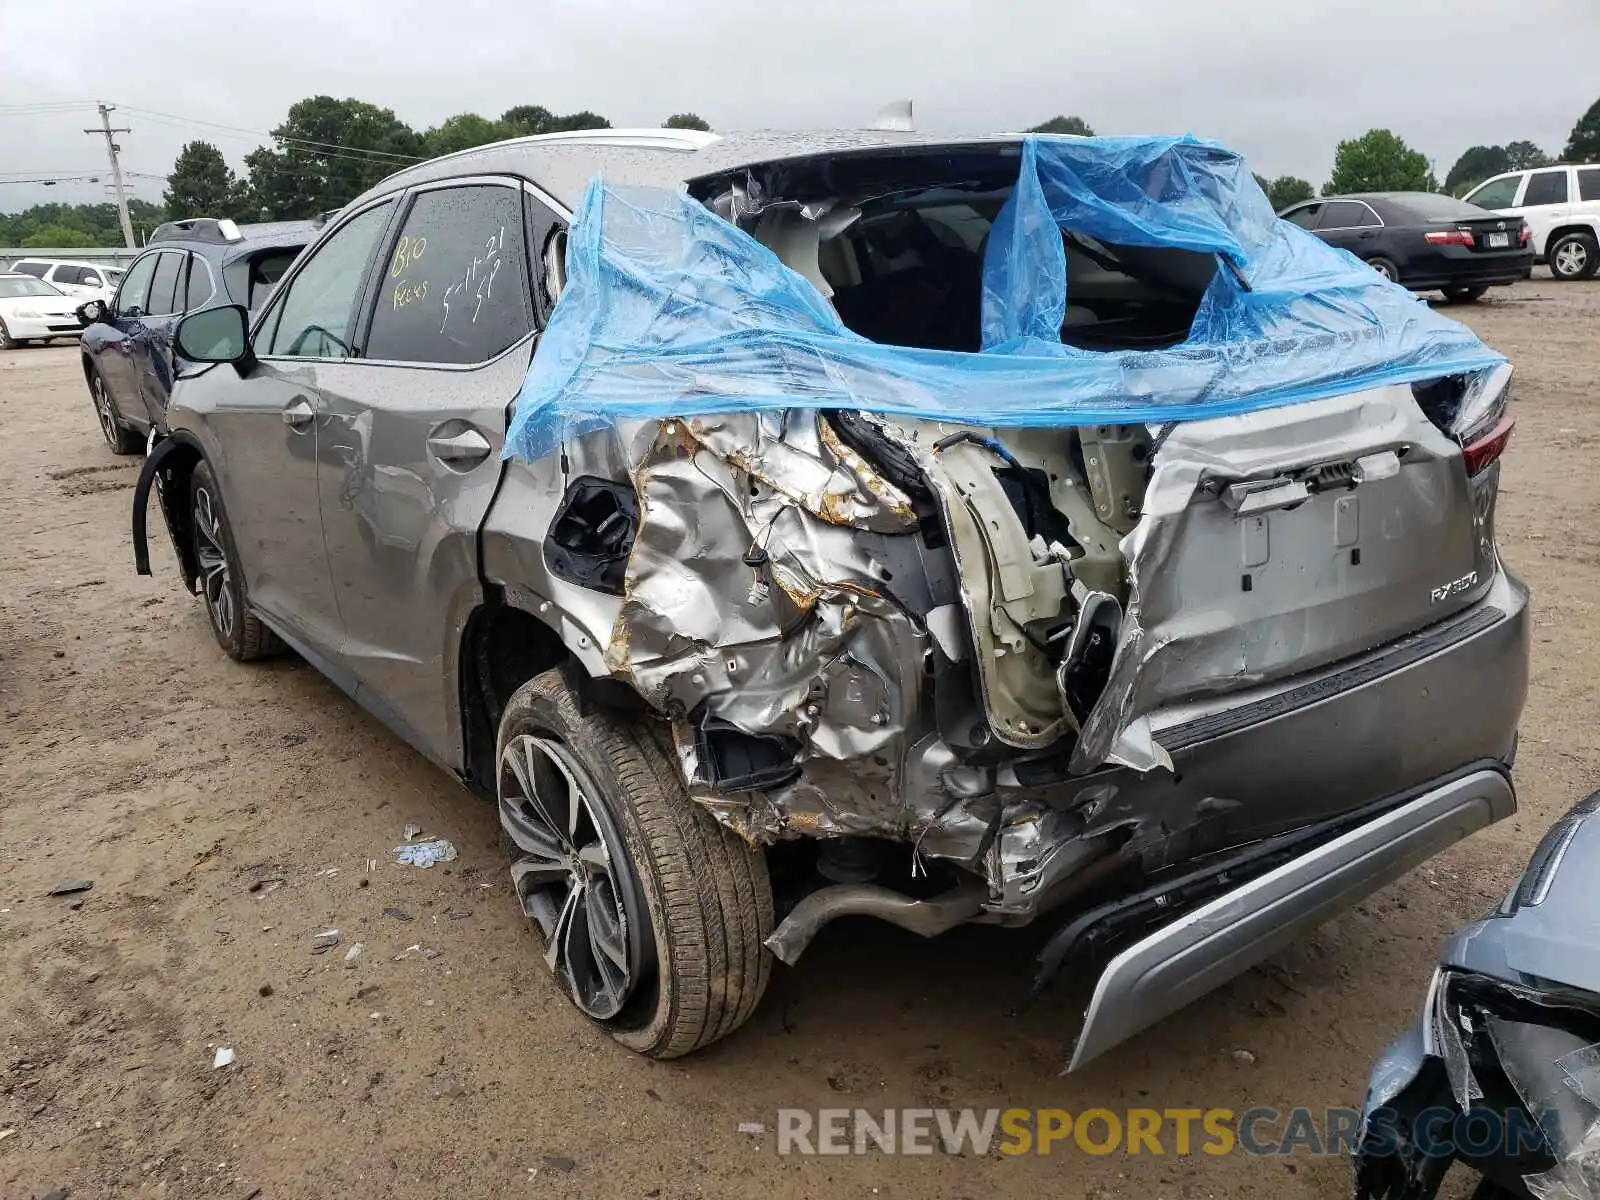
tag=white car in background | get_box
[6,258,123,303]
[1463,164,1600,280]
[0,273,87,348]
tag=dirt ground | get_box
[1,275,1596,1200]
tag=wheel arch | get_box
[140,431,206,592]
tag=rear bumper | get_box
[1067,765,1515,1070]
[1402,250,1535,290]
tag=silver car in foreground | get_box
[131,128,1528,1065]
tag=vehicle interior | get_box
[710,161,1220,355]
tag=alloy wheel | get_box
[192,485,236,641]
[91,375,118,446]
[500,732,645,1020]
[1554,241,1589,278]
[1370,260,1395,281]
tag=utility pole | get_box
[85,103,136,249]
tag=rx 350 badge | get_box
[1431,570,1479,603]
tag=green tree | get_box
[1504,140,1552,170]
[1324,129,1436,195]
[1561,97,1600,164]
[1444,145,1511,195]
[422,113,508,158]
[163,140,239,219]
[499,105,612,137]
[663,113,711,131]
[20,224,96,248]
[240,96,424,220]
[1027,115,1094,137]
[1264,176,1314,211]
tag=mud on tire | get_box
[496,667,773,1058]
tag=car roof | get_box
[348,128,1026,212]
[10,257,109,268]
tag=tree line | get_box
[2,96,1597,245]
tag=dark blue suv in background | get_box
[78,217,318,453]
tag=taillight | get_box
[1424,229,1475,246]
[1462,412,1515,476]
[1519,225,1532,245]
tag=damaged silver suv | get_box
[132,128,1529,1066]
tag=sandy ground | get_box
[1,276,1597,1200]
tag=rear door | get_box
[1509,169,1571,257]
[1314,200,1383,256]
[201,199,398,660]
[312,177,548,765]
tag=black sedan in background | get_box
[1279,192,1533,301]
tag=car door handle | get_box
[282,397,316,429]
[427,428,493,465]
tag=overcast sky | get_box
[3,0,1597,213]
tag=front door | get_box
[202,199,398,661]
[98,251,160,426]
[128,250,189,428]
[313,179,547,766]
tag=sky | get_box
[2,0,1597,213]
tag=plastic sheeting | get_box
[505,134,1505,464]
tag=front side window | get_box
[1464,176,1521,210]
[1522,170,1569,207]
[1578,168,1600,203]
[263,202,392,359]
[146,252,184,317]
[81,268,103,287]
[115,253,159,317]
[1283,203,1322,229]
[362,185,534,365]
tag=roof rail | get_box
[407,127,719,175]
[149,218,243,246]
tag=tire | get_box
[497,667,773,1058]
[189,459,281,661]
[88,367,141,455]
[1548,231,1599,281]
[1441,285,1490,303]
[1365,256,1400,284]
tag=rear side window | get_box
[115,254,159,316]
[146,252,184,316]
[185,255,215,310]
[362,184,534,365]
[10,261,47,279]
[1464,176,1521,210]
[1579,168,1600,203]
[1319,201,1378,229]
[1283,203,1322,229]
[1523,170,1569,207]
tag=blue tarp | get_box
[505,135,1504,464]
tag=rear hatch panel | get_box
[1077,384,1494,772]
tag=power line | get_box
[118,105,423,164]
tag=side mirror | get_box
[175,304,255,374]
[77,299,108,326]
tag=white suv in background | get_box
[6,258,124,303]
[1463,165,1600,281]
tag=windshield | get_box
[0,275,64,299]
[105,268,124,283]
